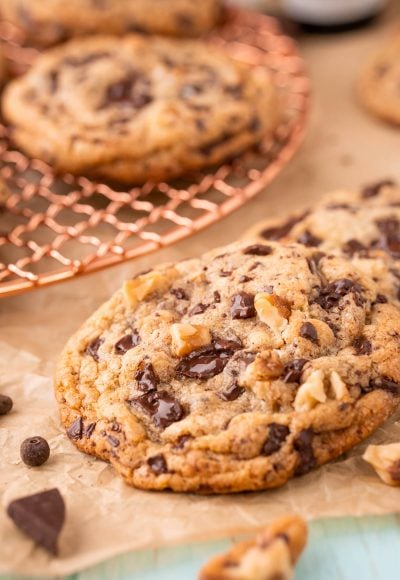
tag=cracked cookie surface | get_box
[2,35,278,184]
[55,239,400,493]
[0,0,222,46]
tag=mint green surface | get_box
[3,515,400,580]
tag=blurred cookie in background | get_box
[0,0,222,47]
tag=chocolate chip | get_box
[218,382,245,401]
[282,359,308,383]
[374,294,388,304]
[315,278,365,310]
[0,394,13,415]
[135,362,159,393]
[343,239,367,256]
[189,303,209,315]
[175,434,192,449]
[148,454,168,474]
[294,429,316,476]
[262,423,290,456]
[106,435,120,447]
[306,252,325,276]
[261,212,308,241]
[239,275,252,283]
[7,489,65,556]
[297,230,321,247]
[231,292,256,319]
[171,287,188,300]
[20,437,50,467]
[85,337,103,361]
[362,179,395,198]
[85,422,96,438]
[373,217,400,258]
[67,417,83,440]
[213,291,221,303]
[243,244,272,256]
[102,74,152,109]
[353,336,372,355]
[365,377,400,396]
[115,330,140,354]
[219,269,232,277]
[176,339,241,380]
[299,322,319,344]
[130,390,184,428]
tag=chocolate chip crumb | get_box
[189,303,209,315]
[218,382,245,401]
[299,322,319,344]
[171,287,188,300]
[353,336,372,355]
[20,437,50,467]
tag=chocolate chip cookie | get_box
[2,35,278,184]
[55,239,400,493]
[245,180,400,301]
[0,0,222,46]
[359,34,400,125]
[199,515,307,580]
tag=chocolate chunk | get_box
[262,423,290,456]
[84,422,96,438]
[175,434,192,449]
[373,217,400,258]
[85,337,103,361]
[239,275,252,283]
[213,291,221,303]
[297,230,321,247]
[315,278,365,310]
[231,292,256,319]
[374,294,388,304]
[171,287,188,300]
[147,454,168,475]
[20,437,50,467]
[67,417,83,440]
[115,330,140,354]
[218,382,245,401]
[131,390,184,428]
[102,74,152,109]
[365,377,400,396]
[0,394,13,415]
[7,489,65,555]
[189,303,209,315]
[135,362,159,393]
[362,179,395,198]
[176,339,241,380]
[219,269,232,277]
[353,336,372,355]
[299,322,319,344]
[261,212,308,241]
[294,429,316,476]
[343,239,367,256]
[282,359,308,383]
[243,244,272,256]
[306,252,325,276]
[106,435,120,447]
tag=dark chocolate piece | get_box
[20,437,50,467]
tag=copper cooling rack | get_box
[0,8,310,298]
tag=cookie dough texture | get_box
[359,34,400,125]
[2,35,278,184]
[199,515,307,580]
[0,0,222,46]
[55,239,400,493]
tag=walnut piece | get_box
[170,323,211,356]
[123,269,177,308]
[254,293,291,335]
[244,350,283,384]
[294,369,349,412]
[198,515,307,580]
[363,443,400,486]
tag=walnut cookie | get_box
[2,35,278,184]
[0,0,222,46]
[55,239,400,493]
[244,180,400,300]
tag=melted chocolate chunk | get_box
[135,362,159,392]
[294,429,316,476]
[189,303,209,315]
[373,217,400,258]
[67,417,83,440]
[231,292,256,319]
[300,322,319,344]
[362,179,395,198]
[261,212,308,241]
[353,336,372,355]
[131,390,184,428]
[85,422,96,438]
[282,359,308,383]
[148,454,168,475]
[176,339,241,380]
[101,74,152,109]
[297,230,321,247]
[115,330,140,354]
[218,382,245,401]
[262,423,290,456]
[315,278,365,310]
[20,437,50,467]
[7,489,65,556]
[343,239,367,256]
[171,287,188,300]
[85,337,104,361]
[0,394,13,415]
[243,244,272,256]
[364,377,400,396]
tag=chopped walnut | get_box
[255,293,291,337]
[123,269,177,308]
[170,323,211,357]
[294,369,349,412]
[198,515,307,580]
[363,443,400,486]
[244,351,283,384]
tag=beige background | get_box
[1,2,400,576]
